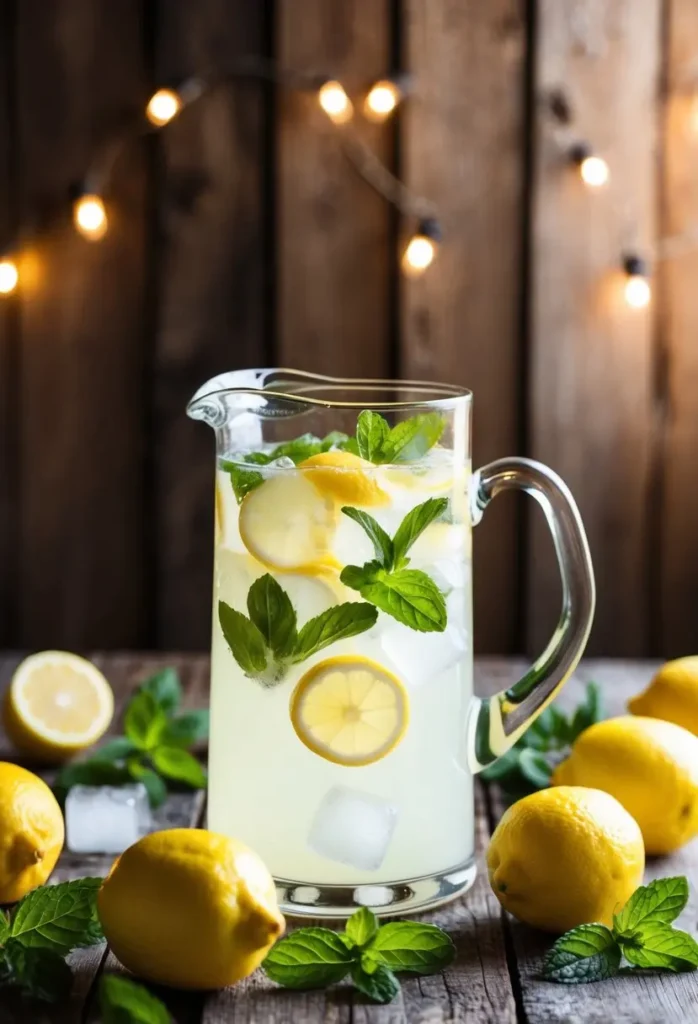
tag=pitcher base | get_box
[276,857,477,919]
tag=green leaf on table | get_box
[358,569,447,632]
[218,601,269,676]
[2,943,73,1002]
[54,759,133,803]
[344,907,379,950]
[356,410,390,463]
[621,923,698,972]
[352,962,400,1003]
[0,910,9,945]
[100,973,171,1024]
[341,507,394,568]
[124,690,167,752]
[247,574,298,658]
[160,710,209,748]
[293,603,378,660]
[91,737,138,763]
[380,413,445,464]
[127,759,168,808]
[542,924,621,984]
[139,668,182,714]
[263,928,355,989]
[569,681,603,741]
[392,496,448,568]
[151,747,206,788]
[517,748,553,789]
[10,878,103,955]
[614,877,689,936]
[362,922,455,974]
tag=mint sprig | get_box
[353,410,445,465]
[542,877,698,984]
[99,973,172,1023]
[222,432,351,503]
[218,574,377,686]
[55,667,208,808]
[340,498,448,632]
[263,907,454,1003]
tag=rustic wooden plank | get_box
[15,0,148,649]
[657,0,698,657]
[152,0,267,651]
[400,0,527,655]
[277,0,392,379]
[526,0,661,658]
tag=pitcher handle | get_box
[467,457,595,771]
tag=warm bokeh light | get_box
[146,88,183,127]
[318,81,353,124]
[624,274,651,309]
[73,195,108,241]
[0,259,18,295]
[364,80,400,121]
[580,155,610,188]
[402,235,436,275]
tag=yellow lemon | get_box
[552,716,698,855]
[4,652,114,761]
[300,450,388,507]
[238,471,339,573]
[0,762,64,903]
[290,655,409,767]
[628,656,698,736]
[98,828,285,990]
[487,786,644,933]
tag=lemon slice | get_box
[5,651,114,761]
[290,656,409,766]
[239,472,339,573]
[216,549,347,615]
[300,451,388,507]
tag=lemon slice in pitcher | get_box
[300,451,388,507]
[290,656,409,767]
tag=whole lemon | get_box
[487,786,644,933]
[552,716,698,854]
[98,828,285,990]
[0,761,64,902]
[628,657,698,735]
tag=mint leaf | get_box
[517,748,552,789]
[124,690,167,751]
[54,759,132,803]
[337,436,360,456]
[340,561,382,591]
[356,411,390,462]
[569,681,603,741]
[352,962,400,1003]
[159,710,209,748]
[621,923,698,972]
[127,759,168,808]
[380,413,445,464]
[614,877,689,936]
[542,924,620,983]
[293,603,378,660]
[218,601,269,676]
[359,568,447,632]
[362,922,455,974]
[341,507,393,567]
[345,907,379,950]
[2,943,73,1002]
[92,737,138,763]
[272,433,329,464]
[0,909,9,945]
[247,574,298,658]
[226,462,265,503]
[151,747,206,788]
[100,973,171,1023]
[139,668,182,714]
[10,878,102,954]
[263,928,355,989]
[392,497,448,568]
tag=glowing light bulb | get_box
[0,259,18,295]
[623,255,651,308]
[74,194,108,241]
[318,80,353,124]
[403,236,435,274]
[146,88,183,127]
[580,155,609,188]
[364,79,400,121]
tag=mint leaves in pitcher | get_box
[353,410,445,465]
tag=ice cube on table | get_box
[379,588,468,688]
[308,786,398,872]
[65,784,151,854]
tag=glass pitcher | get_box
[188,369,595,918]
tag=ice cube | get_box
[379,589,468,688]
[263,456,295,471]
[65,784,151,854]
[308,786,398,872]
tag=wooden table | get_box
[1,655,696,1024]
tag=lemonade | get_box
[207,425,474,912]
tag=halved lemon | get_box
[300,451,388,507]
[290,656,409,767]
[4,651,114,761]
[239,472,340,573]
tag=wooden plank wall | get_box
[1,0,697,658]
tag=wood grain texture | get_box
[15,0,148,649]
[526,0,662,658]
[152,0,267,650]
[276,0,392,378]
[657,0,698,657]
[400,0,527,654]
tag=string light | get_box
[0,258,18,295]
[146,88,183,127]
[364,79,401,122]
[73,193,108,241]
[623,255,651,309]
[318,80,353,124]
[569,143,610,188]
[402,218,442,276]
